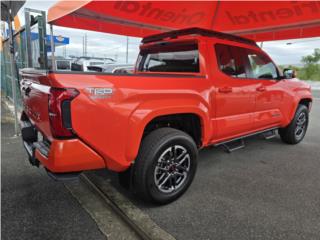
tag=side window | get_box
[229,46,247,78]
[215,44,247,78]
[246,50,278,79]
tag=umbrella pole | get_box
[8,16,19,136]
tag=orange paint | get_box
[20,30,312,173]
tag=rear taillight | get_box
[48,88,79,138]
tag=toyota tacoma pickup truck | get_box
[20,28,312,204]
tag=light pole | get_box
[126,36,129,64]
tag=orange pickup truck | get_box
[20,28,312,204]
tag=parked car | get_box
[87,63,134,74]
[19,28,312,204]
[47,57,72,71]
[71,56,115,71]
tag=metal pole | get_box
[8,16,19,135]
[63,46,66,58]
[83,33,87,57]
[50,24,56,70]
[82,36,84,56]
[24,10,32,67]
[126,36,129,64]
[85,33,87,57]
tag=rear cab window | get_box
[137,40,200,74]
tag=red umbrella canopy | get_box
[48,1,320,41]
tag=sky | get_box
[11,0,320,65]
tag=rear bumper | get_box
[21,119,106,173]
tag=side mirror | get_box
[283,68,297,79]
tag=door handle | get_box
[218,87,232,93]
[256,86,266,92]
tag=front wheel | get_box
[279,104,309,144]
[133,128,198,204]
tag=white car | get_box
[72,57,115,71]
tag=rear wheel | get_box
[279,104,309,144]
[132,128,198,204]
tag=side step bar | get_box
[221,139,245,153]
[262,129,277,140]
[214,128,278,153]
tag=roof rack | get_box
[142,27,257,47]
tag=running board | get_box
[262,129,277,140]
[221,139,245,153]
[214,127,278,153]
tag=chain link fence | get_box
[1,29,27,108]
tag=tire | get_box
[132,128,198,204]
[279,104,309,144]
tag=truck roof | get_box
[142,27,258,47]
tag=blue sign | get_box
[6,30,70,47]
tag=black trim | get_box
[142,27,258,47]
[21,119,37,142]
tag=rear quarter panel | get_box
[50,72,212,171]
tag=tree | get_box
[301,48,320,64]
[299,49,320,81]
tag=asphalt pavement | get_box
[1,101,106,240]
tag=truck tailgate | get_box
[20,69,53,141]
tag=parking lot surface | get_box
[94,97,320,240]
[1,102,106,240]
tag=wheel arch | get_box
[125,104,210,164]
[299,98,312,110]
[285,96,312,127]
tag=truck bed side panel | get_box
[49,72,211,171]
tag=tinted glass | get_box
[215,44,247,78]
[139,42,199,73]
[246,50,278,79]
[229,46,247,78]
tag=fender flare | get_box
[124,101,211,163]
[286,94,312,127]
